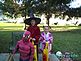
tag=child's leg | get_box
[34,44,39,61]
[48,44,52,54]
[40,42,43,50]
[20,58,29,61]
[42,43,46,50]
[40,42,45,51]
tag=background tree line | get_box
[0,0,81,25]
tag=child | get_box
[27,19,41,45]
[13,31,34,61]
[24,13,41,60]
[40,26,53,54]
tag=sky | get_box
[69,0,81,8]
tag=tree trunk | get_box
[46,13,52,26]
[24,3,27,30]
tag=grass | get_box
[0,23,24,31]
[0,23,81,60]
[53,30,81,60]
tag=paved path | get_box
[0,53,60,61]
[0,53,9,61]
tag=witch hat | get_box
[24,11,41,25]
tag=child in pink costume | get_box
[40,26,53,54]
[13,31,34,61]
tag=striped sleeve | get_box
[48,33,53,44]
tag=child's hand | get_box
[30,37,32,40]
[32,38,36,41]
[43,40,46,43]
[47,41,50,43]
[39,37,42,40]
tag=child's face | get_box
[31,20,36,26]
[24,35,30,41]
[44,26,49,32]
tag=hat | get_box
[23,31,31,37]
[24,12,41,25]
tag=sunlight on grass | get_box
[51,26,81,31]
[0,23,24,31]
[0,23,24,26]
[0,23,81,31]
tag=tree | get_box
[1,0,75,25]
[31,0,71,26]
[2,0,21,18]
[1,0,81,27]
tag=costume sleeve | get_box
[40,32,45,42]
[48,33,53,44]
[35,27,40,43]
[29,43,34,61]
[13,41,19,54]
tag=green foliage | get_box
[1,0,81,22]
[1,0,71,18]
[2,0,21,18]
[0,2,4,10]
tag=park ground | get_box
[0,23,81,61]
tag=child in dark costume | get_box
[24,14,41,60]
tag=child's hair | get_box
[43,26,53,32]
[43,26,51,29]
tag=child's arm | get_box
[13,41,19,54]
[39,36,45,42]
[40,32,46,42]
[34,27,40,43]
[48,33,53,44]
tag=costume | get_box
[24,12,41,44]
[24,17,41,25]
[24,13,41,60]
[40,32,53,54]
[13,31,34,61]
[27,25,40,60]
[27,25,40,44]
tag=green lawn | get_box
[0,23,81,60]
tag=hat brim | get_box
[24,17,41,25]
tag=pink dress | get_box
[40,32,53,54]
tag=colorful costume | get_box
[13,31,34,61]
[27,25,40,44]
[27,25,40,60]
[40,32,53,54]
[24,12,41,60]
